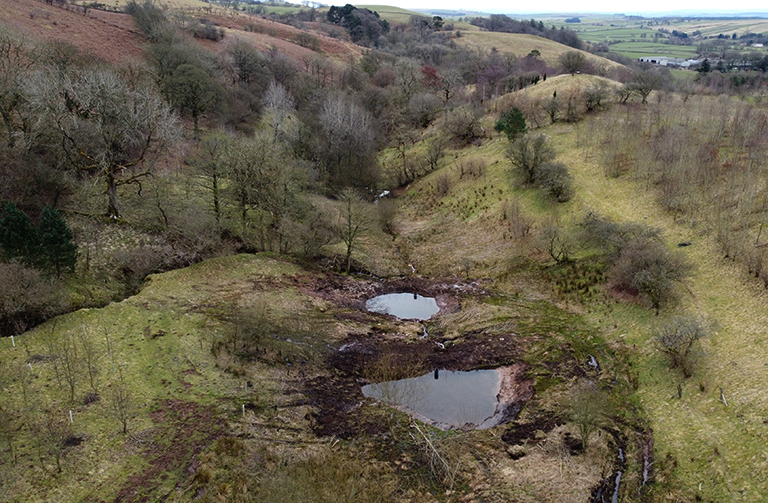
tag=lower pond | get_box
[365,293,439,320]
[362,368,512,430]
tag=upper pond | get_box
[362,368,505,430]
[365,293,439,320]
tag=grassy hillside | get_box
[0,255,315,501]
[454,32,624,71]
[386,93,768,500]
[357,4,427,24]
[513,73,620,100]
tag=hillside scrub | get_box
[580,96,768,290]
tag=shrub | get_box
[568,380,609,449]
[536,161,573,202]
[192,20,225,41]
[407,92,442,128]
[580,214,660,256]
[434,172,451,196]
[653,316,707,377]
[609,240,691,315]
[0,262,59,335]
[558,50,587,75]
[505,133,556,185]
[457,158,486,179]
[294,32,320,51]
[537,220,576,263]
[443,105,483,145]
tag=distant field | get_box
[259,5,305,14]
[663,18,768,37]
[667,68,698,82]
[610,41,698,59]
[576,27,660,43]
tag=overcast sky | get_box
[352,0,768,15]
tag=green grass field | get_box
[259,5,305,14]
[609,41,699,59]
[575,27,659,43]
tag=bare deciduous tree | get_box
[79,325,100,393]
[568,380,609,449]
[318,93,378,188]
[610,240,691,315]
[26,68,180,220]
[558,50,587,75]
[653,316,707,378]
[263,80,295,142]
[59,333,79,403]
[108,369,133,434]
[337,188,371,273]
[506,133,556,185]
[30,407,72,473]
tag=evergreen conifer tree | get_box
[39,205,77,276]
[494,107,528,141]
[0,202,42,266]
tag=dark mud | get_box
[114,399,224,502]
[501,412,566,446]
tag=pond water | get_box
[362,369,504,430]
[365,293,439,320]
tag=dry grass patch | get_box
[454,32,624,71]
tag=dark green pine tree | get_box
[39,205,77,276]
[494,107,528,141]
[0,202,42,266]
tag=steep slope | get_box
[1,0,145,62]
